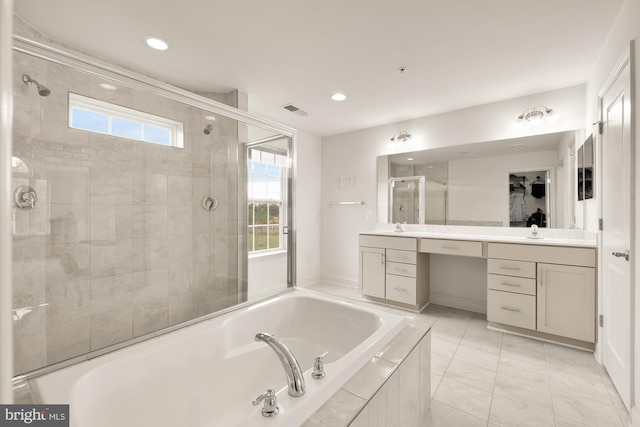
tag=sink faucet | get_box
[530,224,539,238]
[395,222,404,232]
[255,332,306,397]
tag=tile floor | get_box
[304,282,629,427]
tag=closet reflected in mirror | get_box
[581,134,594,200]
[508,171,551,228]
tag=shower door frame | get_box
[388,176,426,224]
[8,34,299,382]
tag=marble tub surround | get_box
[370,223,597,247]
[303,317,431,426]
[11,48,247,375]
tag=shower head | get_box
[22,74,51,97]
[203,124,214,135]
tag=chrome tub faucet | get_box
[255,332,306,397]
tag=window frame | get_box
[68,92,184,148]
[247,149,288,255]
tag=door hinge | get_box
[599,314,604,327]
[599,218,603,231]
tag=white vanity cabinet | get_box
[359,235,429,311]
[537,263,596,342]
[360,246,386,298]
[487,243,597,346]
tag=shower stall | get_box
[3,33,296,381]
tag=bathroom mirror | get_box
[378,131,578,228]
[583,134,594,200]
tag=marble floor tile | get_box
[500,332,546,359]
[425,401,487,427]
[430,322,467,344]
[431,353,452,375]
[549,367,613,405]
[493,371,553,409]
[431,337,459,358]
[444,359,497,392]
[552,389,624,427]
[433,376,493,421]
[453,344,500,372]
[460,330,504,355]
[489,394,555,427]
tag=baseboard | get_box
[296,275,322,287]
[631,406,640,426]
[319,275,358,288]
[429,292,486,314]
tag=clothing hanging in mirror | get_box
[531,176,545,199]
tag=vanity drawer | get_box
[419,239,483,257]
[385,274,416,305]
[487,290,536,330]
[488,258,536,279]
[360,235,417,251]
[488,273,536,296]
[386,261,416,277]
[386,249,417,264]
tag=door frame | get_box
[596,41,635,413]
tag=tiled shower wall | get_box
[12,50,246,375]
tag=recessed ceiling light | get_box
[144,36,169,51]
[331,93,347,101]
[98,83,117,91]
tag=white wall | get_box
[585,0,640,420]
[321,85,586,285]
[295,130,323,286]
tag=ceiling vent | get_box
[282,104,308,116]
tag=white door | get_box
[601,57,631,409]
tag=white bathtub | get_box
[30,289,406,426]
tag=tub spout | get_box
[255,332,306,397]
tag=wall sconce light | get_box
[516,106,557,125]
[390,131,413,144]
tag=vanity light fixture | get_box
[516,106,557,125]
[390,131,412,144]
[144,36,169,51]
[331,93,347,101]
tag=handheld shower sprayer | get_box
[22,74,51,97]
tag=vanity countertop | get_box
[360,230,597,248]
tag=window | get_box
[68,93,183,148]
[248,148,288,253]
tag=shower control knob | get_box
[201,195,218,211]
[13,185,38,210]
